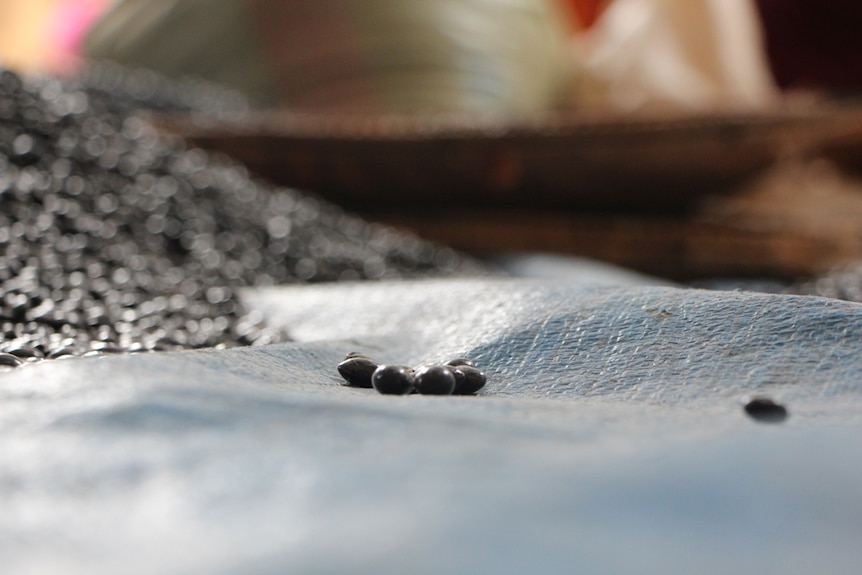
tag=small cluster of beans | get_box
[336,353,486,395]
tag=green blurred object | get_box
[83,0,280,106]
[83,0,572,113]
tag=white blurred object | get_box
[569,0,778,112]
[489,252,674,286]
[250,0,573,114]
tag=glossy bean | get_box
[414,365,456,396]
[371,365,415,395]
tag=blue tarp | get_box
[2,279,861,574]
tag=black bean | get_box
[451,365,487,395]
[336,357,379,388]
[371,365,415,395]
[91,343,124,354]
[5,347,42,359]
[446,357,475,368]
[11,134,39,165]
[445,365,466,389]
[414,365,456,396]
[743,396,788,423]
[0,352,24,367]
[46,347,75,359]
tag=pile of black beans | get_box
[0,65,484,365]
[337,353,487,395]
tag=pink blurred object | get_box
[49,0,110,74]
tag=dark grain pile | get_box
[0,66,484,362]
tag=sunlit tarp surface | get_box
[2,279,861,574]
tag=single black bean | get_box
[0,352,24,367]
[46,347,75,359]
[93,344,124,354]
[5,347,43,359]
[451,365,487,395]
[336,356,379,388]
[414,365,456,396]
[743,396,788,423]
[446,357,475,368]
[371,365,415,395]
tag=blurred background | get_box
[0,0,108,74]
[2,0,862,288]
[1,0,860,111]
[0,0,772,112]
